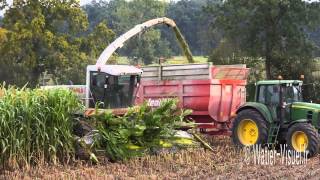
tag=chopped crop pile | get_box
[0,87,83,169]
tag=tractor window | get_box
[90,72,109,108]
[89,72,138,109]
[267,85,280,105]
[92,73,107,88]
[258,85,266,103]
[116,75,135,107]
[282,85,302,103]
[292,86,302,101]
[257,85,280,105]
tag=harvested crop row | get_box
[0,87,83,169]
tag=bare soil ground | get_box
[1,136,319,180]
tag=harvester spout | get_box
[95,17,194,65]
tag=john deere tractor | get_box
[232,80,320,157]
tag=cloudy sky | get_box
[81,0,92,5]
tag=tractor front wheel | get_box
[232,109,268,147]
[286,123,320,157]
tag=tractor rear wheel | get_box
[286,123,320,157]
[232,109,268,147]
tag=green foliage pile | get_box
[93,99,193,161]
[0,87,83,169]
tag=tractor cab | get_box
[85,65,142,109]
[255,80,303,122]
[233,79,320,157]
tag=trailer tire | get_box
[232,109,268,148]
[286,123,320,158]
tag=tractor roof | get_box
[257,80,303,85]
[87,65,143,76]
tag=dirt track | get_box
[2,136,320,179]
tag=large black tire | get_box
[232,109,268,147]
[286,123,320,157]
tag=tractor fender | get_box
[288,119,311,127]
[236,102,273,123]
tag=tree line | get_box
[0,0,320,90]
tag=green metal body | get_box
[237,80,320,143]
[290,102,320,129]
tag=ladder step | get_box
[267,123,280,144]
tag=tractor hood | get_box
[292,102,320,111]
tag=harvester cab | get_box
[85,65,142,109]
[233,80,320,157]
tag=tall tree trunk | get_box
[265,54,272,80]
[265,37,272,80]
[31,66,41,87]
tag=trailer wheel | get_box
[232,109,268,147]
[286,123,320,157]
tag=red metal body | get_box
[135,65,249,135]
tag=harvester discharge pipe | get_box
[96,17,194,65]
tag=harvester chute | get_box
[96,17,194,65]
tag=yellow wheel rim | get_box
[237,119,259,146]
[291,131,308,152]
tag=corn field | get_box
[0,87,83,169]
[1,87,320,179]
[0,87,196,170]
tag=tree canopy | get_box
[164,0,220,55]
[83,0,220,63]
[84,0,170,65]
[0,0,6,10]
[1,0,320,91]
[0,0,115,86]
[210,0,320,79]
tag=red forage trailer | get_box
[135,63,249,135]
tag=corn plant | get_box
[93,99,193,161]
[0,86,83,169]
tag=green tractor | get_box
[232,80,320,157]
